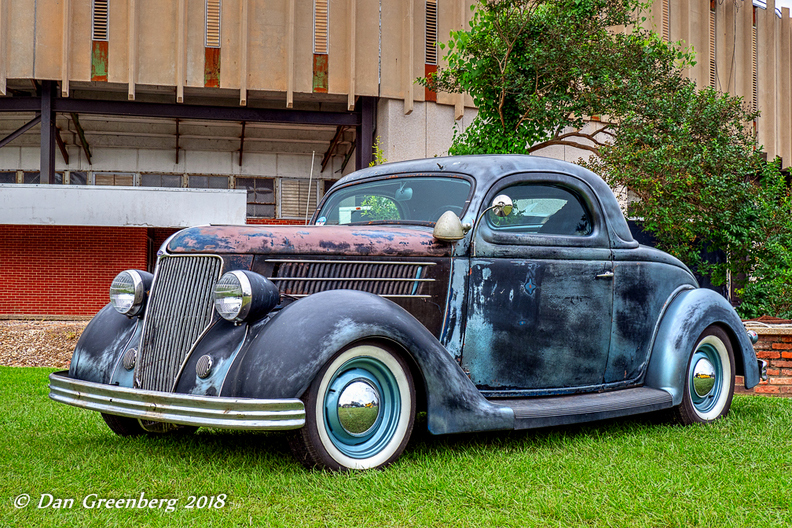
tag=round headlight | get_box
[109,270,151,316]
[213,271,280,323]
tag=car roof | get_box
[334,154,636,248]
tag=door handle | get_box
[596,271,614,280]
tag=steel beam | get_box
[40,82,56,184]
[0,114,41,148]
[355,96,376,170]
[239,121,246,167]
[43,99,359,126]
[321,125,347,173]
[70,113,92,165]
[55,127,69,165]
[1,97,360,126]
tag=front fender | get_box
[221,290,514,435]
[645,288,759,405]
[69,304,141,384]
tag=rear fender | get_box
[645,288,759,405]
[221,290,514,435]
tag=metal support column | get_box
[40,81,56,184]
[355,96,376,170]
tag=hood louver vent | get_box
[268,259,435,299]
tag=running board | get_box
[490,387,673,430]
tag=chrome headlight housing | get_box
[213,270,280,323]
[109,270,153,316]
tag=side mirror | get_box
[433,211,472,242]
[491,195,513,217]
[470,194,514,257]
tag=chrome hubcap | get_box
[689,341,724,414]
[692,358,716,397]
[337,380,381,435]
[323,355,402,459]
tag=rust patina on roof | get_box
[167,224,452,257]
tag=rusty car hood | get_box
[166,224,453,257]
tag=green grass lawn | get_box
[2,366,791,527]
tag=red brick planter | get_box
[737,321,792,396]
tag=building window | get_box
[95,172,135,186]
[0,172,16,184]
[236,177,275,218]
[21,172,64,184]
[205,0,221,48]
[662,0,670,42]
[140,174,182,188]
[189,175,228,189]
[68,172,88,185]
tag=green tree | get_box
[422,0,691,155]
[424,0,792,317]
[584,84,792,318]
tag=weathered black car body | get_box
[50,155,765,470]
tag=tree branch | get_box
[527,139,603,155]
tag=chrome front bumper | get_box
[48,371,305,430]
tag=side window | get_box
[488,184,592,236]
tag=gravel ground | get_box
[0,320,88,368]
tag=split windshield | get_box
[315,176,472,225]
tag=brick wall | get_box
[738,326,792,395]
[1,220,313,318]
[0,225,148,317]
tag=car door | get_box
[460,175,614,393]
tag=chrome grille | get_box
[135,255,222,392]
[267,259,435,298]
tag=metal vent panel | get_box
[268,259,435,298]
[426,1,438,65]
[206,0,222,48]
[92,0,109,41]
[752,20,758,112]
[709,9,716,88]
[135,255,222,392]
[314,0,329,54]
[280,179,318,219]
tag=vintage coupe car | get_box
[50,155,766,471]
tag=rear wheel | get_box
[673,326,735,425]
[290,343,416,471]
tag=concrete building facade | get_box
[0,0,789,317]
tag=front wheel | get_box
[290,343,416,471]
[673,326,735,425]
[101,414,198,436]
